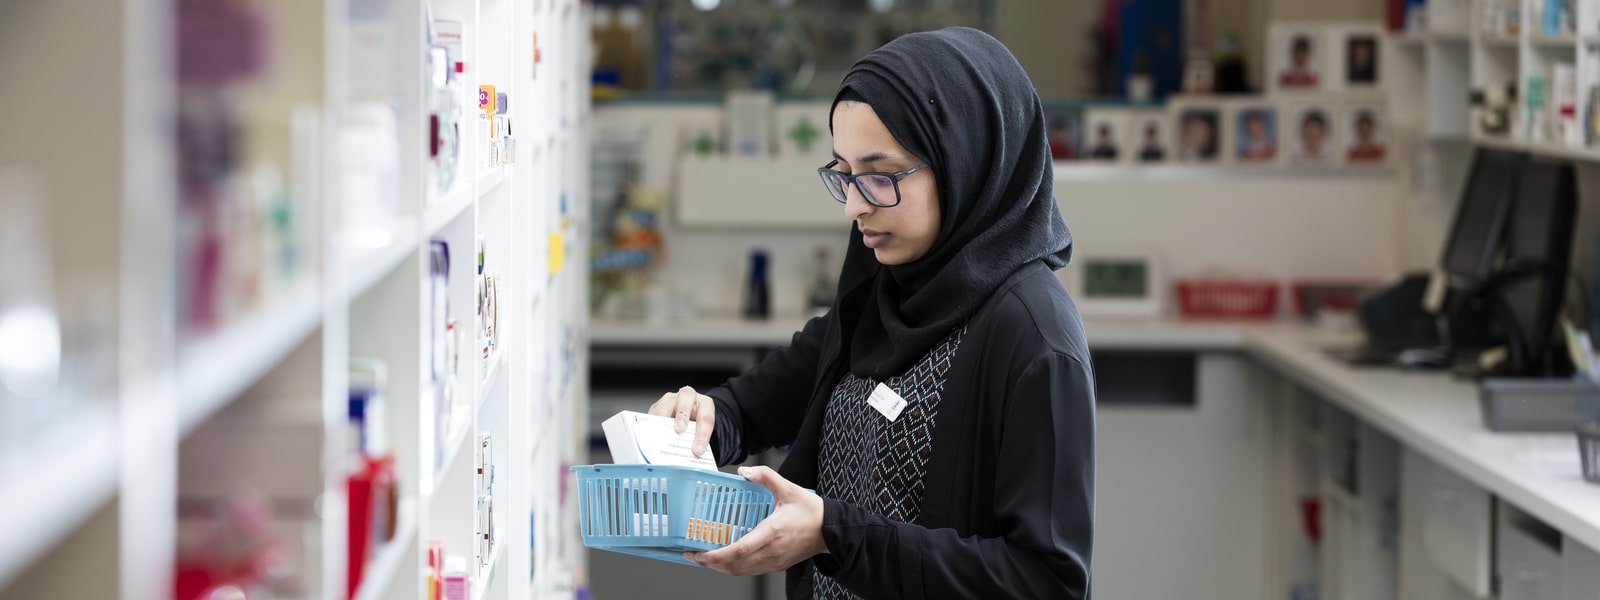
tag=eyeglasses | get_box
[817,159,929,208]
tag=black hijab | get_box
[829,27,1073,378]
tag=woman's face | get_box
[831,101,941,266]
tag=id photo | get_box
[1289,106,1338,165]
[1234,106,1280,164]
[1175,105,1223,164]
[1345,107,1387,164]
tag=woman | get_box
[647,27,1095,599]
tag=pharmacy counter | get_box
[1241,326,1600,553]
[590,314,1249,351]
[589,315,1600,598]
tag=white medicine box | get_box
[602,410,717,470]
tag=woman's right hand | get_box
[648,386,716,458]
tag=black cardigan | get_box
[705,262,1096,599]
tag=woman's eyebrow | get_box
[830,150,898,166]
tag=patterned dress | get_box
[810,326,967,599]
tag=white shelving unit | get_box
[0,0,590,599]
[1395,0,1600,160]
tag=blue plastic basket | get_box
[570,464,776,566]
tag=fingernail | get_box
[694,440,708,455]
[738,467,750,476]
[676,411,688,430]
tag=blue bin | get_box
[570,464,776,566]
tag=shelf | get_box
[342,216,421,301]
[1481,35,1520,49]
[477,167,507,199]
[435,403,475,489]
[1473,136,1600,162]
[425,183,475,237]
[1521,140,1600,162]
[0,405,119,585]
[478,349,504,411]
[177,278,322,436]
[1531,33,1577,48]
[471,530,507,600]
[1431,31,1472,43]
[352,499,419,600]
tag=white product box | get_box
[601,410,717,470]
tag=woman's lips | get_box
[861,229,888,249]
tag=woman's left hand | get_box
[686,466,829,576]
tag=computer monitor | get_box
[1439,148,1524,283]
[1493,160,1578,376]
[1419,148,1525,356]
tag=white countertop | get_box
[590,315,1600,551]
[1243,326,1600,552]
[590,314,1251,350]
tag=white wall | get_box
[1056,170,1403,284]
[990,1,1099,98]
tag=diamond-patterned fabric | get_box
[810,326,966,600]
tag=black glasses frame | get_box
[816,159,929,208]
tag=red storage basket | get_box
[1176,280,1279,319]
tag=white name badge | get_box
[867,382,908,422]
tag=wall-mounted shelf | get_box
[427,185,476,237]
[479,167,509,199]
[176,279,322,436]
[473,530,509,600]
[0,0,591,598]
[342,216,422,301]
[352,500,418,600]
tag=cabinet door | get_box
[1093,353,1269,600]
[1497,510,1564,600]
[1420,463,1493,596]
[1564,537,1600,600]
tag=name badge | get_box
[867,382,907,422]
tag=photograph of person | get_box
[1346,108,1387,163]
[1045,109,1083,161]
[1176,107,1221,163]
[1346,35,1378,86]
[1291,107,1336,164]
[1137,118,1167,163]
[1089,123,1119,161]
[1278,33,1320,89]
[1234,107,1279,163]
[1083,110,1128,162]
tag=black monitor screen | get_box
[1498,160,1577,374]
[1440,148,1523,280]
